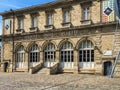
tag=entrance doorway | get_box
[44,43,55,68]
[60,42,74,69]
[104,61,112,76]
[4,62,9,72]
[78,40,94,69]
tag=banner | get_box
[4,19,11,34]
[114,0,120,23]
[102,0,115,22]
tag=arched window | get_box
[16,46,25,68]
[79,40,94,69]
[29,44,39,67]
[60,41,73,68]
[44,43,55,67]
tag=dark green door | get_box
[104,61,112,76]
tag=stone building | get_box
[0,0,119,75]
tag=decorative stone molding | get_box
[57,38,75,50]
[41,40,57,51]
[75,36,96,50]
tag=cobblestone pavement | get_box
[0,73,120,90]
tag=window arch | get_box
[60,41,73,64]
[29,44,39,67]
[79,40,94,50]
[16,45,25,68]
[78,40,94,69]
[44,43,55,67]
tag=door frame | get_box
[104,61,112,76]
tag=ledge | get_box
[80,19,91,22]
[16,29,24,33]
[44,24,54,29]
[80,19,92,25]
[61,22,72,27]
[102,56,115,60]
[29,27,38,32]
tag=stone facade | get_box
[0,0,119,75]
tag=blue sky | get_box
[0,0,55,35]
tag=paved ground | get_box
[0,73,120,90]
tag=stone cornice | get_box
[1,21,117,40]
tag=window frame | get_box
[82,7,90,20]
[46,13,53,26]
[63,10,70,23]
[78,40,94,63]
[60,42,74,63]
[31,15,38,28]
[15,46,25,68]
[17,17,24,29]
[29,44,40,63]
[44,43,55,62]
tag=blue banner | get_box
[114,0,120,23]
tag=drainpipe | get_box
[11,10,15,72]
[100,0,102,23]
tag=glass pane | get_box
[83,50,86,62]
[79,51,82,62]
[61,55,63,62]
[91,50,94,62]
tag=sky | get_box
[0,0,55,35]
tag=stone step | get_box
[37,68,50,74]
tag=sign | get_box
[104,7,112,16]
[114,0,120,23]
[103,50,113,56]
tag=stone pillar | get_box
[40,51,44,63]
[24,52,29,72]
[9,62,13,72]
[56,50,59,63]
[1,62,4,72]
[95,34,102,75]
[73,49,78,74]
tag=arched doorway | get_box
[78,40,94,69]
[104,61,112,76]
[29,44,40,67]
[60,41,74,69]
[16,46,25,69]
[44,43,56,67]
